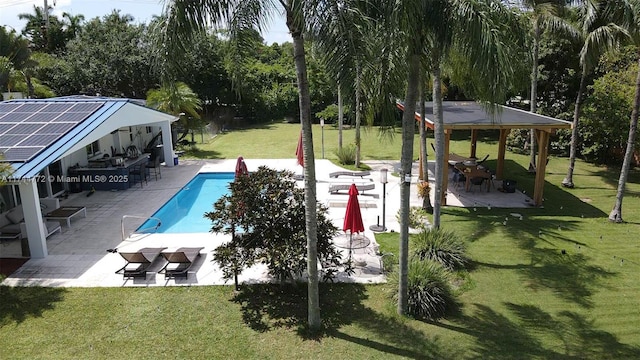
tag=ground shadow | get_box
[435,303,640,359]
[181,147,222,159]
[231,283,457,359]
[447,207,616,308]
[592,167,640,196]
[0,285,66,325]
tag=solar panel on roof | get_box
[0,103,22,112]
[0,123,16,133]
[69,103,103,113]
[39,122,77,134]
[23,112,57,122]
[5,123,45,134]
[0,100,105,162]
[53,112,91,122]
[2,147,44,160]
[0,135,26,146]
[0,113,28,122]
[14,103,48,112]
[41,103,73,112]
[19,134,61,146]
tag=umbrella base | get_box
[369,224,386,232]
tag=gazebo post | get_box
[496,128,510,180]
[470,129,478,158]
[441,131,451,205]
[533,129,550,206]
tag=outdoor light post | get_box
[320,118,325,159]
[370,168,388,232]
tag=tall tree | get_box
[520,0,577,172]
[562,1,625,188]
[62,11,156,97]
[156,0,325,331]
[608,0,640,222]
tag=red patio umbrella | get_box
[343,183,365,260]
[235,156,248,179]
[296,130,304,167]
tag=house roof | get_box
[0,97,177,179]
[398,101,573,130]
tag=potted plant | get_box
[417,181,434,214]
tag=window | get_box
[85,140,100,156]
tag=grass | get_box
[2,123,640,358]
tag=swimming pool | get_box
[140,172,234,233]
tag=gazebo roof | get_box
[401,101,572,131]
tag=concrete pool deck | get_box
[1,158,533,287]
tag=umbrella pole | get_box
[349,232,353,262]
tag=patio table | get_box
[45,206,87,228]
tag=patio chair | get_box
[159,247,204,279]
[146,156,161,181]
[115,247,167,279]
[129,164,147,188]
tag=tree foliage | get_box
[206,167,341,283]
[59,11,156,97]
[580,60,639,163]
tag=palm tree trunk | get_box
[419,75,433,212]
[563,62,588,188]
[355,62,362,168]
[398,53,420,315]
[608,55,640,223]
[432,64,444,229]
[287,13,321,331]
[529,24,540,172]
[338,85,343,149]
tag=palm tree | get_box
[562,1,626,188]
[356,0,524,314]
[428,0,527,229]
[520,0,577,172]
[156,0,325,330]
[146,82,202,141]
[608,0,640,223]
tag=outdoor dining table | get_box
[455,164,493,192]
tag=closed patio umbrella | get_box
[296,130,304,167]
[343,183,365,261]
[235,156,248,179]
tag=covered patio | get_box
[399,101,572,206]
[0,97,177,259]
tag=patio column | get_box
[470,129,478,158]
[18,180,48,258]
[160,120,175,168]
[496,128,510,180]
[533,129,550,206]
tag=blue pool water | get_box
[140,172,234,233]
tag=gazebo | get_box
[398,101,572,207]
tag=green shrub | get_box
[389,259,456,320]
[335,145,356,165]
[412,228,468,271]
[396,206,430,229]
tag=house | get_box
[0,96,177,258]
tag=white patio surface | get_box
[1,158,532,287]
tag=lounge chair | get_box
[329,183,375,194]
[159,247,204,279]
[329,170,371,178]
[115,247,167,279]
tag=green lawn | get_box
[2,123,639,359]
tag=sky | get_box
[0,0,290,44]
